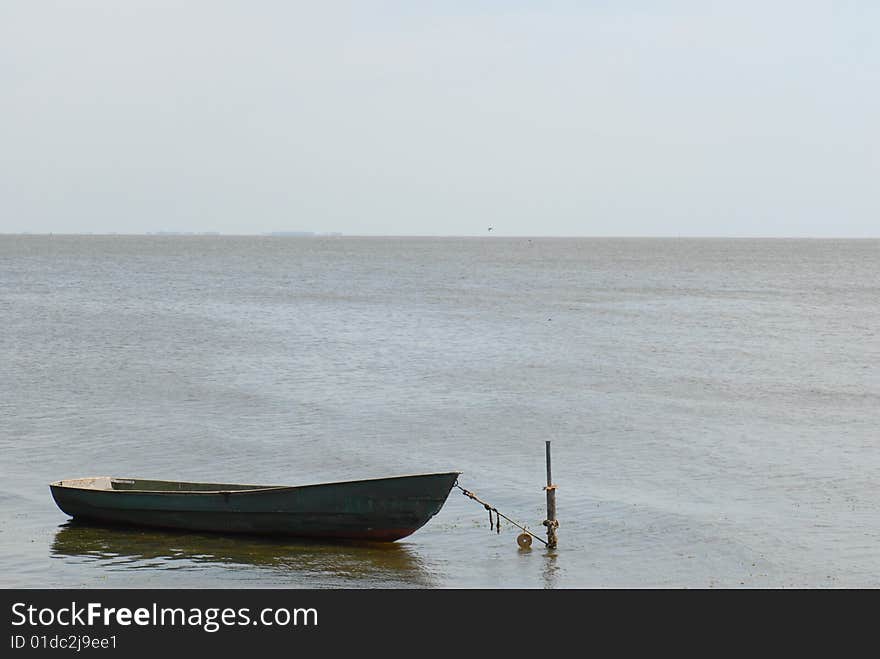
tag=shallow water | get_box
[1,235,878,587]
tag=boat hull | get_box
[50,473,460,542]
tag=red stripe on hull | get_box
[307,528,419,542]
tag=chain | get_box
[454,482,549,546]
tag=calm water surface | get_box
[1,236,878,587]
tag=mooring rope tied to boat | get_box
[454,482,549,546]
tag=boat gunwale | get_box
[49,471,462,495]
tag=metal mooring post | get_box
[543,440,559,548]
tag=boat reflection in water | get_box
[51,521,437,587]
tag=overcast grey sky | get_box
[1,1,877,236]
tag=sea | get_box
[1,235,878,588]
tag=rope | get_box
[454,482,548,546]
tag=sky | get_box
[1,1,877,237]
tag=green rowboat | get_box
[50,472,460,542]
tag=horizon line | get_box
[2,232,879,240]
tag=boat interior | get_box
[50,477,275,492]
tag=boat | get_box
[49,472,460,542]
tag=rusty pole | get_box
[543,440,558,548]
